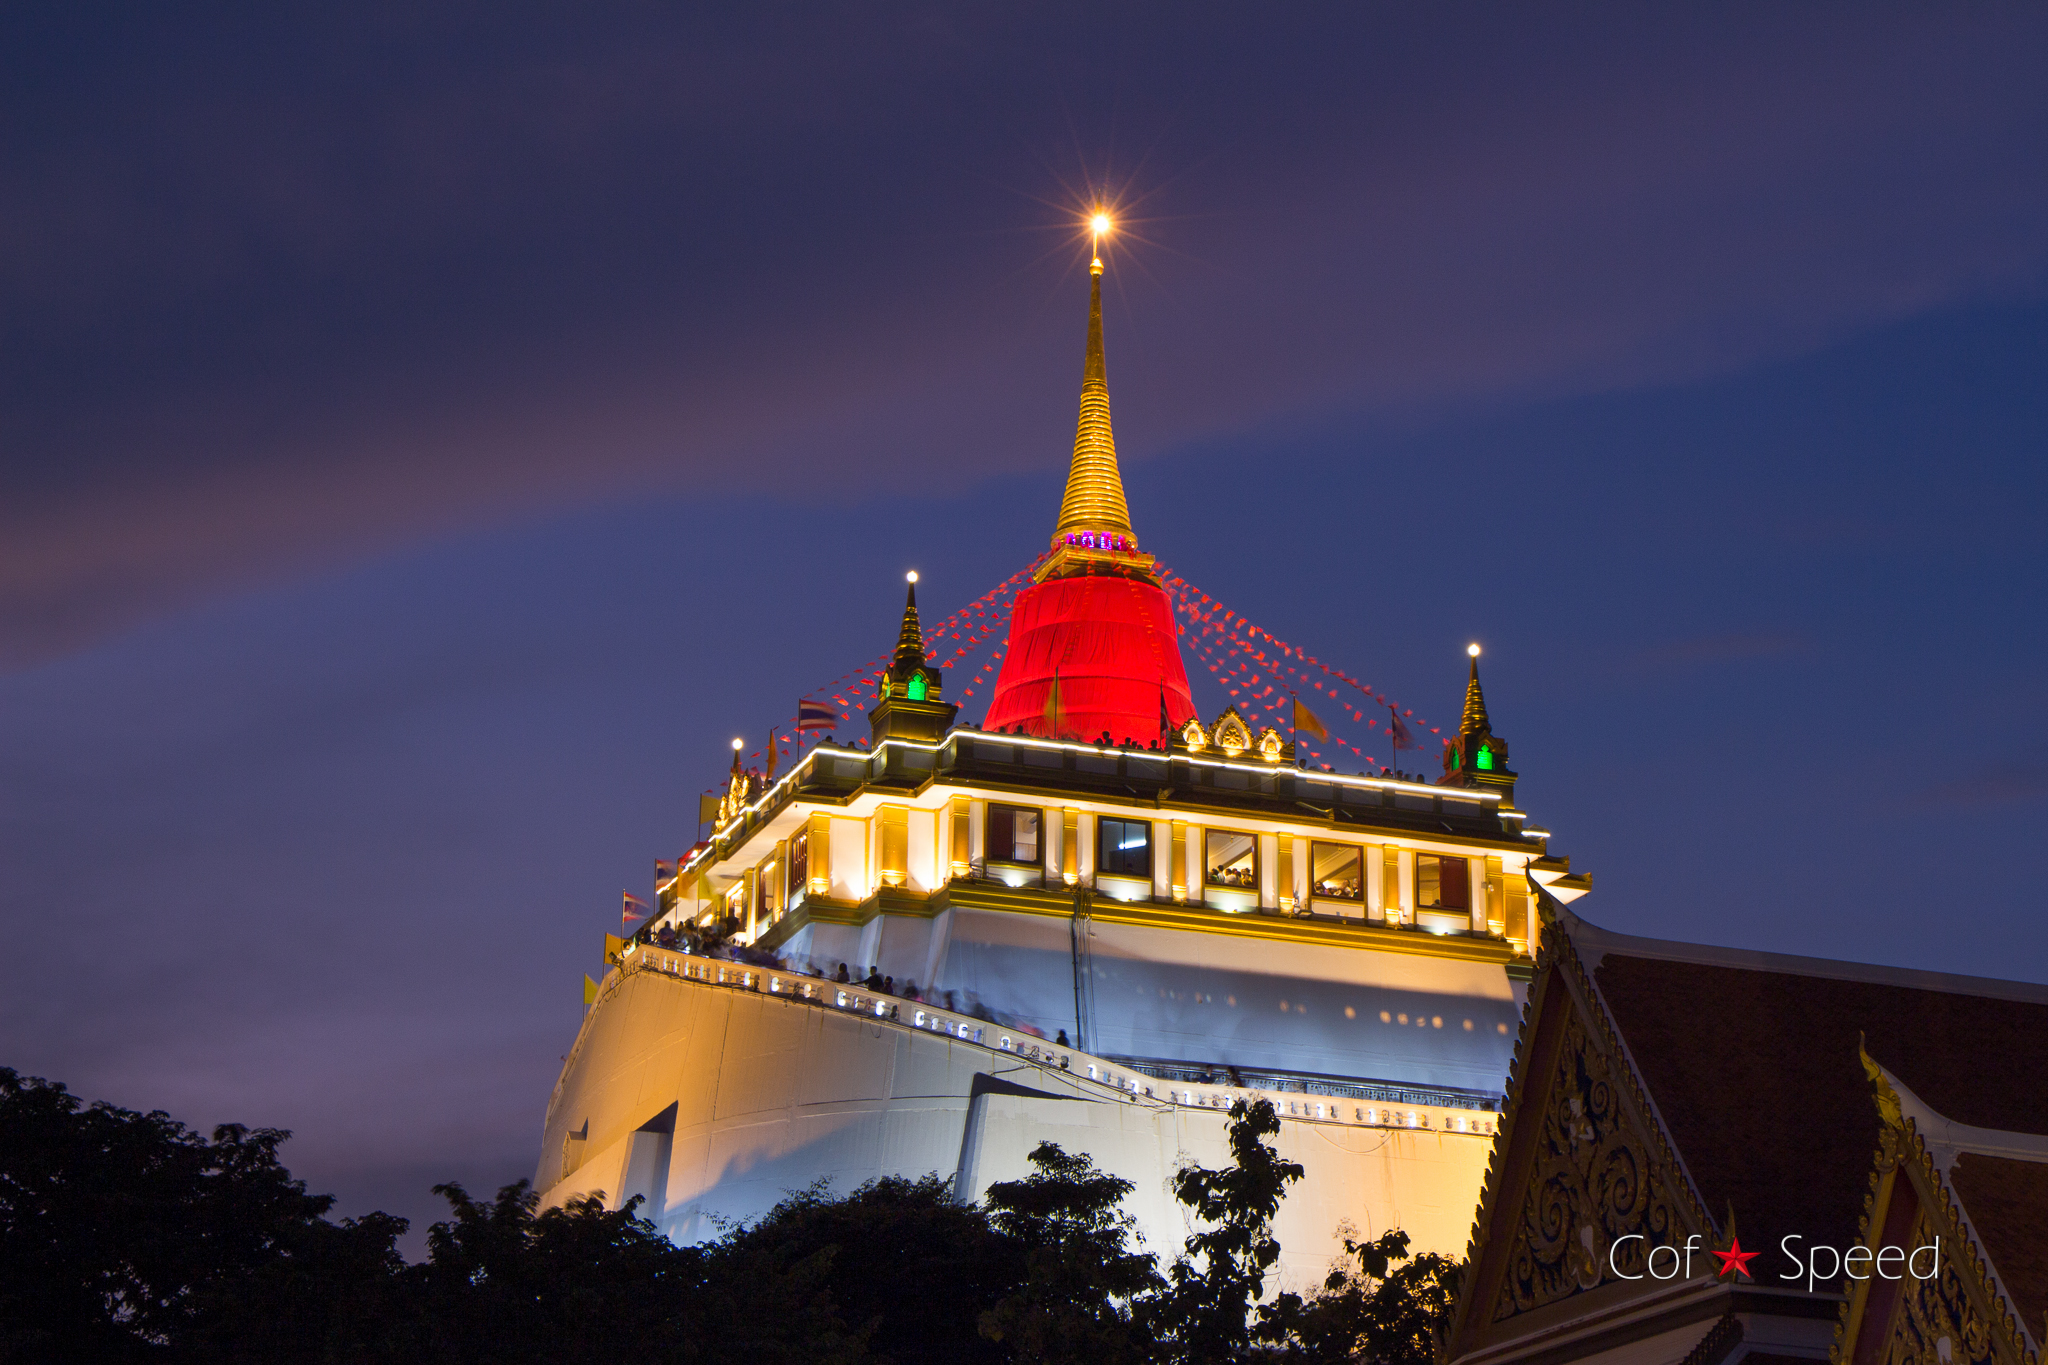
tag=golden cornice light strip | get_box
[1168,573,1440,733]
[755,879,1522,964]
[676,728,1513,879]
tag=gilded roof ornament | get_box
[892,571,927,675]
[1460,643,1492,738]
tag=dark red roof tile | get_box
[1591,954,2048,1255]
[1949,1153,2048,1346]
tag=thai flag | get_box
[797,698,837,731]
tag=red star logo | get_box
[1711,1237,1760,1280]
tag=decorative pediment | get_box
[1212,707,1252,755]
[1180,716,1209,750]
[1487,996,1700,1319]
[1256,726,1284,762]
[1447,923,1711,1356]
[1834,1087,2039,1365]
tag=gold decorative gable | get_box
[1256,727,1284,762]
[1180,717,1209,750]
[1834,1119,2037,1365]
[1213,707,1252,755]
[1447,923,1712,1355]
[1488,997,1703,1319]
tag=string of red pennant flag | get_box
[767,558,1042,759]
[1177,621,1365,770]
[728,555,1448,804]
[1158,566,1447,774]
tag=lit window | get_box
[1098,818,1151,877]
[987,804,1042,864]
[1310,842,1362,901]
[1415,855,1470,911]
[907,673,928,701]
[1204,829,1257,888]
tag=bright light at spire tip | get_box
[1468,643,1482,657]
[906,570,918,583]
[1091,212,1111,237]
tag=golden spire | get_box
[1052,249,1135,549]
[892,571,926,672]
[1460,644,1492,737]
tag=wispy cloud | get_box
[1914,764,2048,809]
[1627,631,1812,676]
[3,5,2045,668]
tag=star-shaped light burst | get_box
[1711,1237,1761,1280]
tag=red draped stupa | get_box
[984,574,1196,744]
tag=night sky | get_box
[5,6,2046,1248]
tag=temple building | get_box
[537,248,1578,1283]
[1443,900,2048,1365]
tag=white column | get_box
[1152,821,1172,899]
[1395,847,1415,924]
[1365,845,1384,923]
[1469,858,1488,932]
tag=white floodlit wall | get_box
[540,964,1500,1295]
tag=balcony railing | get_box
[602,940,1500,1136]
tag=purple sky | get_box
[5,5,2046,1246]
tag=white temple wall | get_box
[930,908,1522,1091]
[870,913,938,990]
[958,1090,1495,1293]
[539,968,1498,1293]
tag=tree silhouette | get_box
[2,1066,1465,1364]
[1149,1097,1305,1364]
[979,1141,1165,1364]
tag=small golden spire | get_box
[1460,644,1492,737]
[1052,223,1135,550]
[892,571,926,672]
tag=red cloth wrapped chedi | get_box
[984,574,1197,744]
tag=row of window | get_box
[986,803,1471,907]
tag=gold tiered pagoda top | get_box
[1039,253,1158,584]
[1053,254,1133,544]
[1460,650,1491,737]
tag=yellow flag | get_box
[1293,695,1328,742]
[1041,672,1062,735]
[604,933,626,965]
[698,793,720,826]
[583,974,599,1006]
